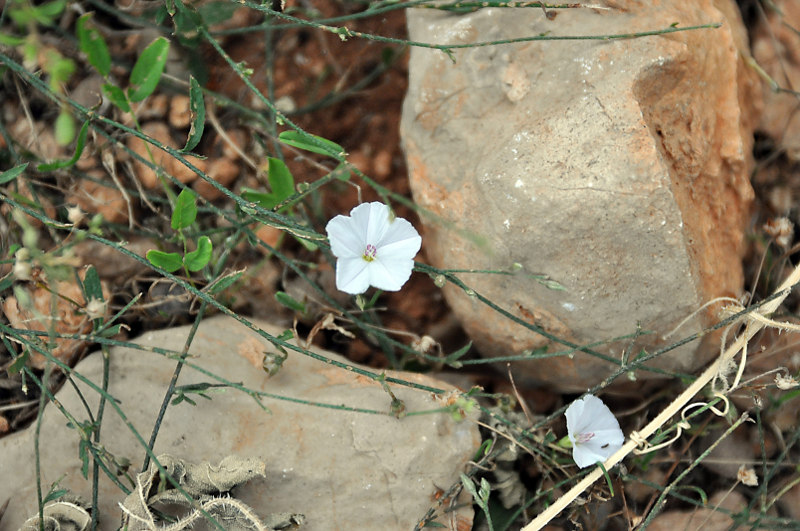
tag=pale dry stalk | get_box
[522,260,800,530]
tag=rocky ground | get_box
[3,0,800,530]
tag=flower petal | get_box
[574,430,624,469]
[572,444,607,469]
[565,395,624,469]
[368,257,415,291]
[336,257,371,294]
[326,215,364,258]
[350,202,392,246]
[377,215,422,251]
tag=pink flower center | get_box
[362,243,377,262]
[575,432,594,444]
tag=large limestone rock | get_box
[0,316,478,530]
[401,1,761,390]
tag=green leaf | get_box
[198,1,238,25]
[47,53,75,87]
[293,234,319,252]
[0,163,28,185]
[76,13,111,77]
[42,488,68,505]
[275,291,306,313]
[0,33,25,46]
[7,350,30,375]
[127,37,170,102]
[98,324,124,338]
[37,120,89,171]
[80,265,104,301]
[241,189,280,210]
[171,188,197,230]
[278,130,344,158]
[206,270,243,294]
[240,158,295,211]
[442,341,472,368]
[54,109,75,146]
[36,0,66,22]
[183,235,212,271]
[102,84,130,112]
[146,249,183,272]
[181,76,205,152]
[267,157,294,201]
[79,439,90,478]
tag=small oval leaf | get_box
[128,37,170,102]
[183,235,212,271]
[76,13,111,77]
[267,157,294,201]
[102,83,130,112]
[146,249,183,272]
[171,188,197,230]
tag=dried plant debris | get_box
[20,500,91,531]
[119,454,304,531]
[485,408,533,509]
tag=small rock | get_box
[401,1,761,390]
[169,94,192,129]
[127,122,206,188]
[646,491,746,531]
[0,316,478,530]
[217,128,248,161]
[193,157,240,200]
[373,149,393,178]
[67,169,129,224]
[1,269,109,370]
[72,238,154,283]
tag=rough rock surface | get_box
[752,0,800,160]
[0,316,478,530]
[401,0,761,390]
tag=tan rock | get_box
[2,269,109,370]
[646,491,746,531]
[0,316,478,530]
[68,170,129,224]
[218,128,248,160]
[401,1,761,390]
[169,94,192,129]
[193,157,239,200]
[126,122,206,188]
[752,0,800,159]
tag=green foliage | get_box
[278,130,344,158]
[37,120,89,171]
[102,84,130,112]
[0,163,28,184]
[145,249,184,273]
[54,109,75,146]
[182,76,205,152]
[128,37,171,102]
[148,189,213,273]
[172,188,198,230]
[241,158,295,211]
[183,236,212,272]
[7,0,65,27]
[76,13,111,77]
[275,291,306,314]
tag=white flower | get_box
[565,394,624,469]
[325,202,422,295]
